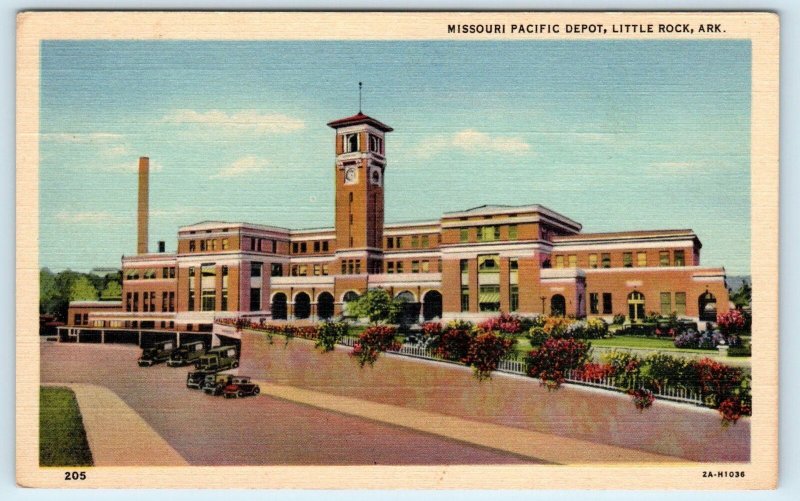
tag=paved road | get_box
[41,342,535,465]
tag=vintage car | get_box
[222,376,261,398]
[196,345,239,372]
[166,340,207,367]
[186,368,217,390]
[137,340,177,367]
[202,373,233,396]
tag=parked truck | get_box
[186,369,217,390]
[137,340,177,367]
[201,373,234,396]
[167,340,207,367]
[196,345,239,372]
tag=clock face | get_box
[344,167,356,183]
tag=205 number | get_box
[64,471,86,480]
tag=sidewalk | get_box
[253,380,688,464]
[43,383,188,466]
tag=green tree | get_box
[348,288,401,324]
[39,268,58,314]
[100,280,122,300]
[69,276,99,301]
[729,280,751,308]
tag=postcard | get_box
[16,11,779,489]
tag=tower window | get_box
[369,134,383,154]
[344,133,359,152]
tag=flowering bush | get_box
[421,322,442,337]
[314,321,349,353]
[564,320,587,339]
[691,358,745,407]
[525,338,591,390]
[477,312,524,335]
[432,326,474,362]
[351,325,400,368]
[572,362,615,382]
[542,316,574,338]
[585,318,609,339]
[674,329,700,348]
[718,397,751,426]
[463,332,516,381]
[526,326,549,347]
[612,313,626,325]
[601,351,641,390]
[641,353,696,392]
[629,388,655,412]
[717,309,749,335]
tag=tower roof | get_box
[326,112,393,132]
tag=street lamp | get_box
[540,295,546,314]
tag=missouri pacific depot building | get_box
[67,111,730,332]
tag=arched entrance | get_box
[422,290,442,321]
[317,292,334,320]
[271,293,287,320]
[395,290,419,325]
[294,292,311,320]
[550,294,566,317]
[628,291,645,322]
[698,292,717,322]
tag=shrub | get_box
[348,288,401,324]
[718,397,751,426]
[674,329,700,348]
[629,388,655,412]
[572,362,615,382]
[644,311,660,323]
[477,312,523,335]
[601,351,641,390]
[314,321,348,353]
[641,353,694,392]
[351,325,400,368]
[525,338,591,390]
[432,326,474,362]
[617,323,657,337]
[527,315,547,329]
[526,326,549,347]
[691,358,745,407]
[421,322,442,337]
[564,320,587,339]
[612,313,626,325]
[542,316,573,338]
[585,318,609,339]
[717,309,749,335]
[463,332,516,381]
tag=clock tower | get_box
[327,111,393,274]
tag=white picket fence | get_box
[336,336,704,406]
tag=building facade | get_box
[69,112,730,330]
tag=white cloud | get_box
[55,211,127,225]
[415,128,532,158]
[161,109,305,133]
[211,155,269,179]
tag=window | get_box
[460,228,469,243]
[396,261,404,273]
[162,267,168,278]
[220,238,228,250]
[162,291,168,312]
[568,255,577,268]
[623,252,633,268]
[300,242,307,253]
[478,255,500,312]
[322,265,329,276]
[292,242,299,254]
[411,260,420,273]
[659,251,670,267]
[250,287,261,311]
[476,227,483,241]
[169,292,175,312]
[421,260,430,273]
[299,265,308,276]
[510,284,519,312]
[133,292,139,311]
[674,250,685,266]
[369,134,383,153]
[461,286,470,312]
[660,292,671,315]
[589,254,598,268]
[169,267,175,279]
[396,237,403,249]
[200,240,207,251]
[210,239,217,251]
[411,236,419,248]
[355,261,361,274]
[272,240,277,253]
[341,261,347,275]
[143,269,156,279]
[387,237,394,249]
[271,263,283,276]
[460,259,469,274]
[313,264,321,276]
[201,265,216,311]
[508,225,518,240]
[387,261,395,274]
[74,313,81,325]
[589,293,600,314]
[675,292,687,315]
[421,235,429,248]
[314,241,320,252]
[494,226,501,240]
[126,292,132,311]
[601,253,611,268]
[188,289,195,311]
[344,133,359,152]
[637,252,647,267]
[322,241,329,252]
[602,293,613,314]
[555,255,564,268]
[189,240,196,252]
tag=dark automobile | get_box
[202,373,233,396]
[196,345,239,372]
[138,340,177,367]
[223,376,261,398]
[186,369,217,390]
[167,340,207,367]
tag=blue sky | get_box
[39,40,751,274]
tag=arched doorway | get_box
[342,291,360,317]
[550,294,566,317]
[628,291,645,322]
[422,290,442,321]
[698,292,717,322]
[294,292,311,320]
[317,292,334,320]
[395,290,419,325]
[271,293,287,320]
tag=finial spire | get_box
[358,81,362,113]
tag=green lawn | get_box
[40,387,93,467]
[511,335,729,357]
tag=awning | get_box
[479,292,500,304]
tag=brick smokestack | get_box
[137,156,149,254]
